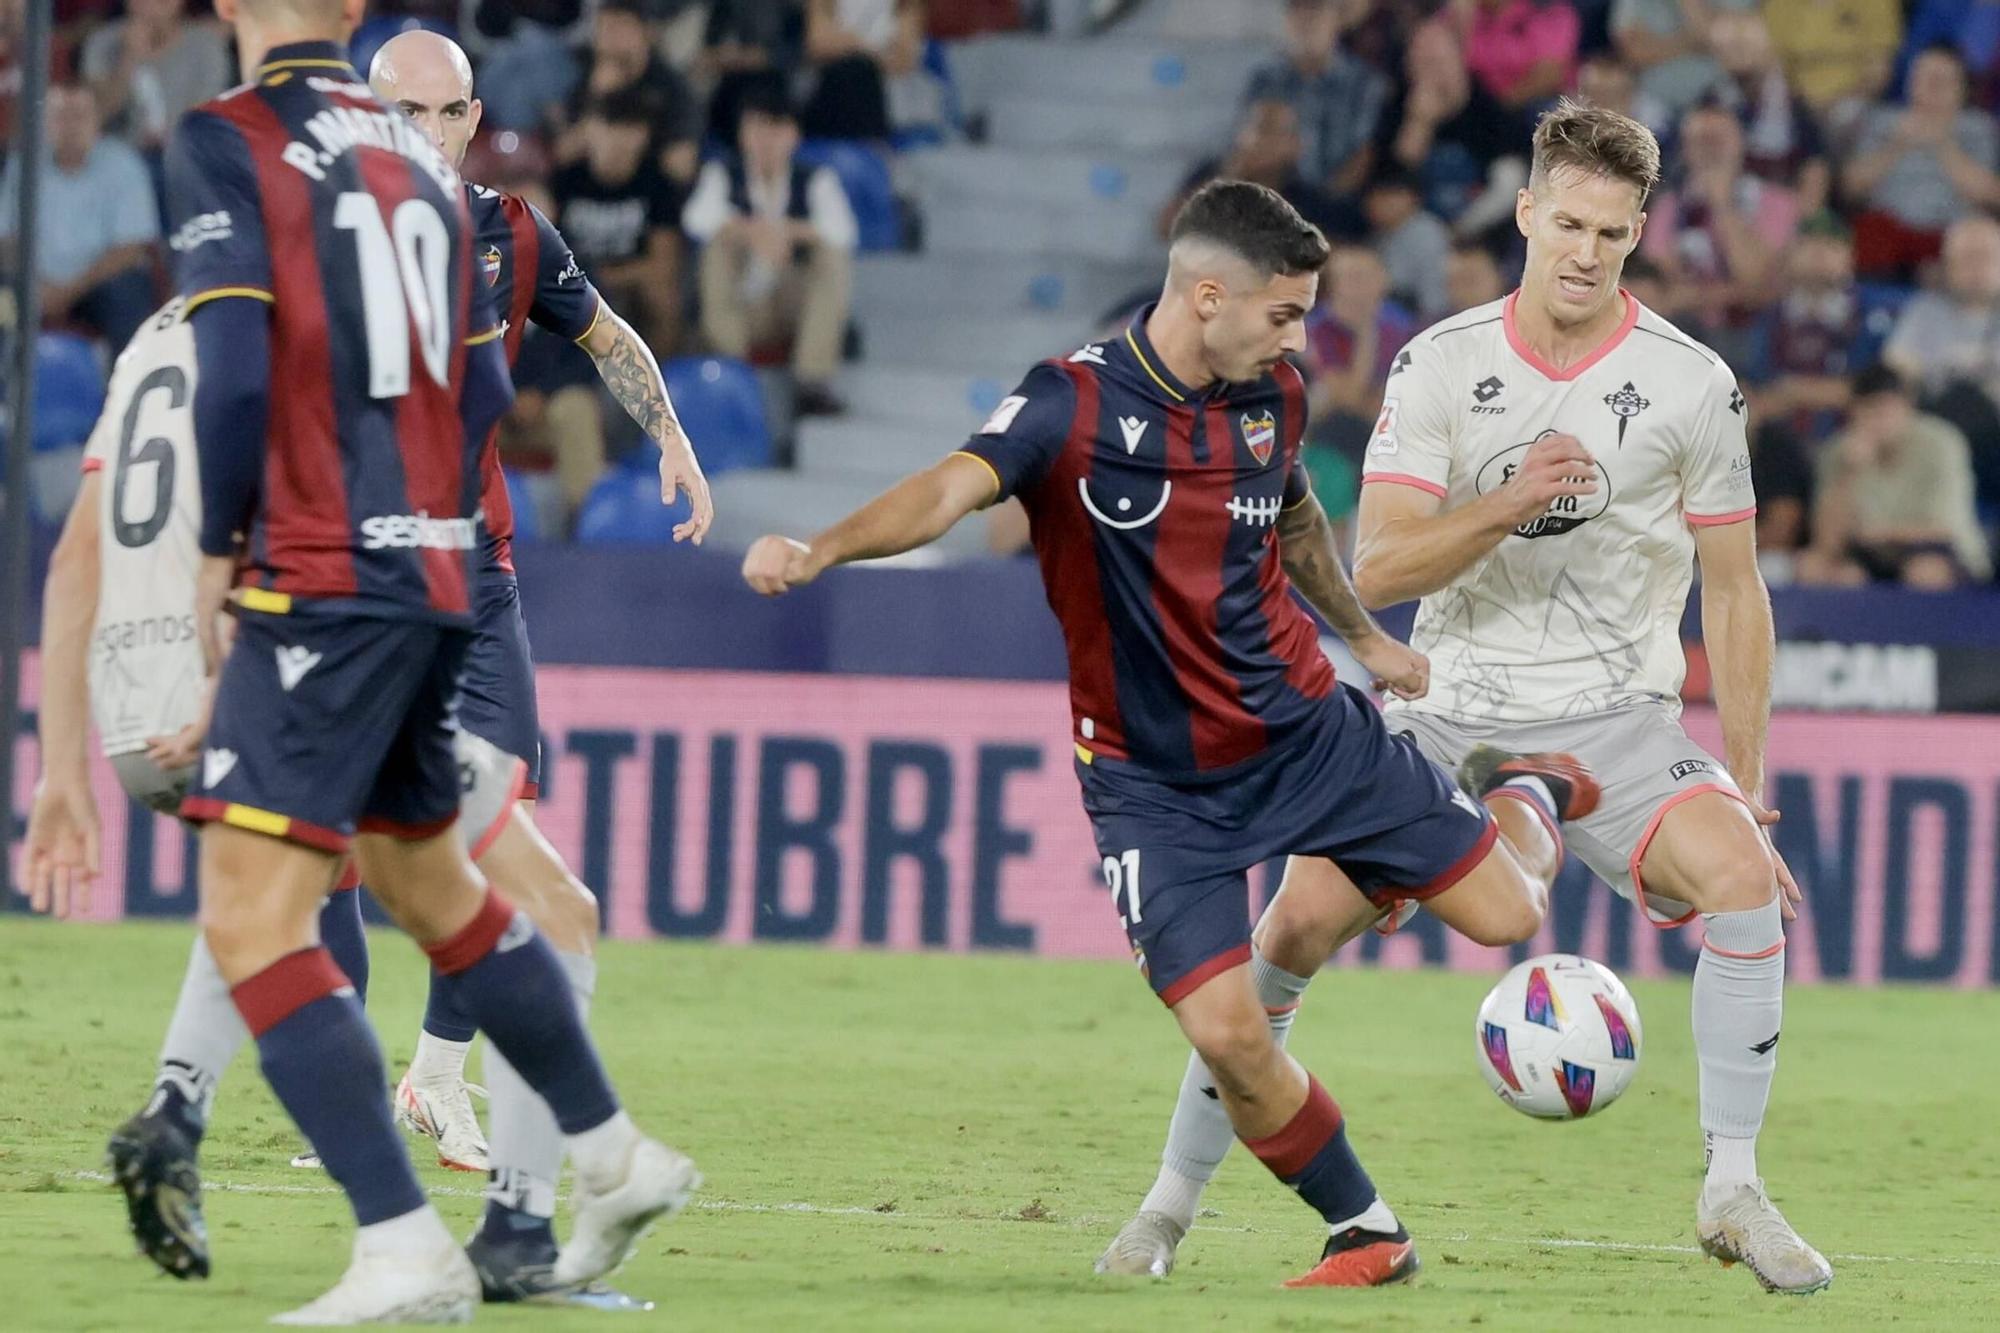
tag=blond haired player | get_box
[1102,101,1830,1295]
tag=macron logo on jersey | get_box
[359,513,479,551]
[1118,416,1148,454]
[275,646,323,693]
[202,749,238,790]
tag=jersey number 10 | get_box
[334,193,452,399]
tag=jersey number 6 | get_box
[112,364,187,550]
[334,193,452,399]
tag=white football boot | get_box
[270,1224,479,1325]
[552,1136,702,1287]
[394,1070,490,1174]
[1095,1210,1187,1277]
[1696,1179,1834,1294]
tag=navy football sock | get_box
[476,1199,557,1249]
[318,886,370,1006]
[421,967,479,1043]
[1242,1077,1379,1227]
[233,947,426,1226]
[424,891,619,1134]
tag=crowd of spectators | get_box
[1234,0,2000,589]
[0,0,975,535]
[5,0,2000,587]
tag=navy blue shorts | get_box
[457,578,543,796]
[1075,682,1497,1005]
[181,611,471,851]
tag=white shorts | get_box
[111,751,191,817]
[454,728,529,860]
[1386,701,1746,925]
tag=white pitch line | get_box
[61,1172,2000,1271]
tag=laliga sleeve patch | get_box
[1368,397,1401,456]
[981,394,1029,435]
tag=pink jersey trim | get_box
[1362,472,1447,498]
[1686,505,1758,528]
[1503,288,1640,382]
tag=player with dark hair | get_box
[744,178,1597,1288]
[1107,100,1830,1296]
[129,0,695,1321]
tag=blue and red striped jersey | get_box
[464,182,602,578]
[957,308,1334,779]
[164,42,497,623]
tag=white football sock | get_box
[1499,775,1557,821]
[1142,950,1312,1229]
[409,1030,472,1085]
[1327,1195,1399,1236]
[356,1203,455,1258]
[485,951,596,1220]
[566,1109,640,1184]
[153,936,250,1126]
[1693,898,1784,1198]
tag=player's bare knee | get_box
[557,879,601,951]
[1469,880,1546,948]
[1183,1009,1279,1100]
[1674,846,1776,914]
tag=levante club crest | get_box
[482,244,503,287]
[1241,410,1276,466]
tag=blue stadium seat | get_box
[796,140,900,252]
[1857,281,1916,365]
[662,356,773,476]
[502,466,542,546]
[348,16,458,83]
[574,462,693,546]
[33,332,104,454]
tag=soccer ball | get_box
[1474,953,1642,1119]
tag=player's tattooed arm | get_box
[580,307,714,540]
[1276,491,1377,643]
[581,308,678,444]
[1281,493,1431,699]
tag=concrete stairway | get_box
[706,22,1277,558]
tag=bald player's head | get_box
[214,0,366,71]
[370,29,480,167]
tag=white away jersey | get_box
[1363,293,1755,724]
[81,300,205,756]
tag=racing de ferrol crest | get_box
[1603,380,1650,447]
[1240,410,1277,466]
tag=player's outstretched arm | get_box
[23,472,104,916]
[1694,519,1776,801]
[1353,432,1599,608]
[577,306,713,542]
[1276,490,1428,700]
[742,454,997,595]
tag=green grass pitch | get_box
[2,920,1996,1330]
